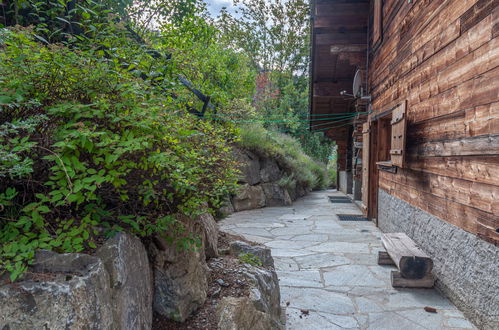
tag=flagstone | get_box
[219,190,476,329]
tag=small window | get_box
[376,116,392,167]
[376,101,407,169]
[373,0,383,47]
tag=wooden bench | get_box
[378,232,435,288]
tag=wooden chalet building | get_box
[309,0,499,328]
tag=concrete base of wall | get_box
[338,171,353,195]
[353,179,362,201]
[377,189,499,330]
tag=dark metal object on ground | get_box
[337,214,369,221]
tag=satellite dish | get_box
[352,69,364,98]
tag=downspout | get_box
[308,0,316,130]
[365,3,371,110]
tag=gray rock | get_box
[198,213,219,258]
[262,183,292,206]
[296,184,308,198]
[242,265,282,328]
[232,185,266,211]
[218,197,235,217]
[148,217,208,322]
[233,148,261,185]
[286,184,298,201]
[229,240,275,268]
[217,297,273,330]
[0,252,113,330]
[260,158,281,183]
[217,261,283,330]
[216,279,229,287]
[96,232,153,330]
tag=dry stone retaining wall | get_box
[229,148,309,212]
[0,213,283,329]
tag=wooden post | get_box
[377,251,395,265]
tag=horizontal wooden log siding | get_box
[370,0,499,245]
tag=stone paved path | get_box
[220,190,476,330]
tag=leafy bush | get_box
[277,175,297,192]
[238,124,329,191]
[0,28,238,281]
[238,252,263,267]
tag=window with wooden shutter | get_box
[373,0,383,47]
[390,101,407,167]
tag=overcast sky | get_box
[205,0,237,17]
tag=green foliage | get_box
[238,252,263,267]
[277,175,297,192]
[3,0,120,43]
[238,124,329,191]
[0,0,333,283]
[218,0,310,74]
[158,14,256,108]
[217,1,334,163]
[217,98,262,122]
[327,148,338,188]
[0,27,239,281]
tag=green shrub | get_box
[238,252,263,267]
[0,28,239,281]
[238,124,328,191]
[277,174,297,191]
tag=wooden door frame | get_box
[367,120,379,222]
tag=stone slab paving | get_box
[220,190,476,330]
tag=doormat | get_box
[328,196,352,204]
[337,214,370,221]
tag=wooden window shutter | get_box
[390,101,407,167]
[373,0,383,47]
[362,122,370,212]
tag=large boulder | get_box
[229,240,275,268]
[233,148,261,185]
[198,212,219,258]
[217,297,273,330]
[96,232,153,330]
[262,183,292,206]
[0,252,113,329]
[260,158,281,183]
[242,265,282,329]
[147,216,208,322]
[232,185,266,211]
[217,264,283,330]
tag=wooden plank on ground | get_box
[391,271,435,288]
[377,251,395,266]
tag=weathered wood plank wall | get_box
[369,0,499,244]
